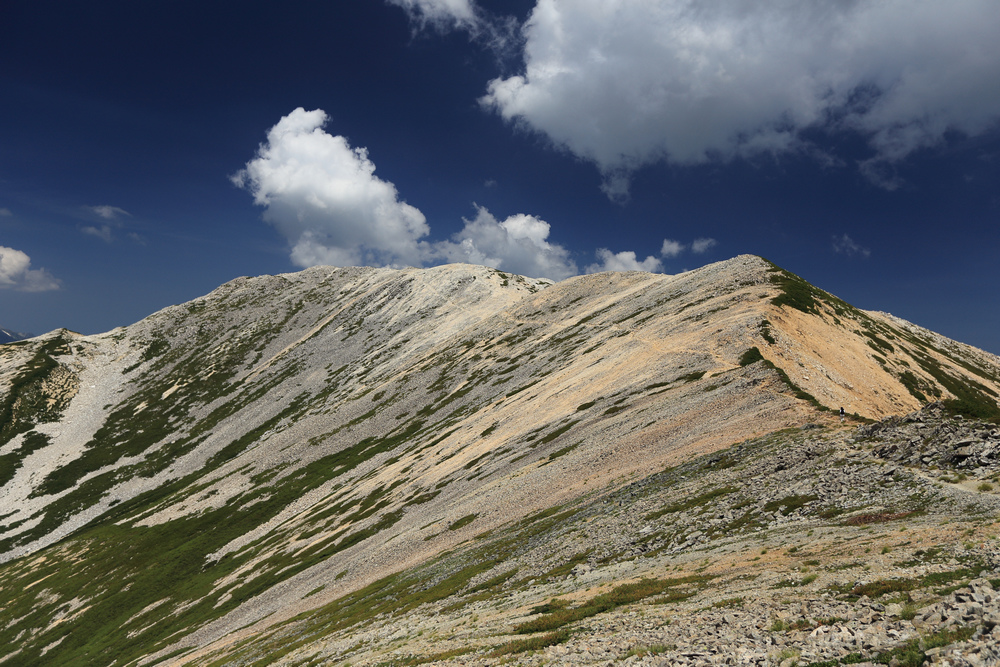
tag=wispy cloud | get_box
[82,225,114,242]
[386,0,520,60]
[386,0,478,32]
[0,246,60,291]
[0,208,12,217]
[832,234,871,259]
[87,205,130,220]
[80,205,135,242]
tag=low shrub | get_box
[489,630,571,656]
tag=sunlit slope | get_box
[0,255,998,667]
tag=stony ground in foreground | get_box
[176,403,1000,667]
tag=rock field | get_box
[188,404,1000,667]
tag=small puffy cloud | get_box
[659,237,717,259]
[435,206,578,281]
[660,239,684,258]
[691,237,717,254]
[832,234,871,258]
[0,246,60,292]
[386,0,478,31]
[232,108,431,268]
[0,208,12,217]
[482,0,1000,196]
[586,248,663,274]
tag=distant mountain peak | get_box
[0,327,32,344]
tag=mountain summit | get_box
[2,255,999,666]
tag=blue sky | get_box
[2,0,999,354]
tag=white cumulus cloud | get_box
[236,108,671,281]
[232,108,431,269]
[482,0,1000,197]
[586,248,663,274]
[0,246,60,292]
[434,206,578,280]
[660,239,684,258]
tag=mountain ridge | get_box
[0,327,32,344]
[1,255,999,666]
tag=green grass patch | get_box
[448,513,478,531]
[538,420,581,444]
[739,347,765,366]
[843,511,915,526]
[530,598,571,614]
[871,625,975,666]
[759,320,776,344]
[514,576,710,634]
[547,441,582,461]
[764,494,819,515]
[0,336,68,447]
[646,486,739,520]
[398,647,476,665]
[538,550,593,580]
[489,630,571,656]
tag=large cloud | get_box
[482,0,1000,197]
[232,108,431,268]
[0,246,60,292]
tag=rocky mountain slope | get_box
[1,255,998,666]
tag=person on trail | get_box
[840,407,845,422]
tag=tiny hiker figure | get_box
[839,406,845,422]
